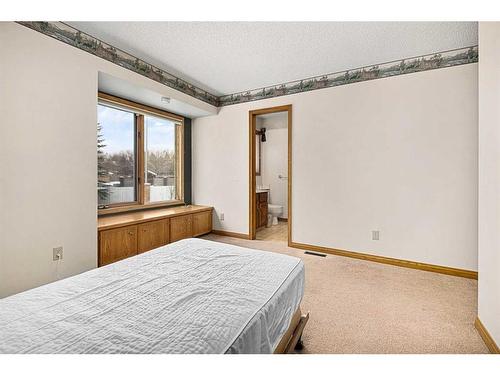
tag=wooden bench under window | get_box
[98,205,213,266]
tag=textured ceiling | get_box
[69,22,478,96]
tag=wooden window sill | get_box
[98,204,213,231]
[98,201,185,217]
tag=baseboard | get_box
[211,230,251,240]
[289,241,478,279]
[475,317,500,354]
[278,217,288,222]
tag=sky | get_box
[98,104,176,154]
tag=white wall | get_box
[478,22,500,347]
[0,23,98,298]
[0,22,213,298]
[257,113,288,218]
[193,63,478,271]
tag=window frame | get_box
[97,92,185,216]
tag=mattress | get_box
[0,238,304,354]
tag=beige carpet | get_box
[202,234,488,354]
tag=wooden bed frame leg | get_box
[285,312,309,353]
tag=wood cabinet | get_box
[138,218,169,254]
[192,211,212,237]
[256,192,268,229]
[170,215,193,242]
[98,205,213,267]
[99,226,138,266]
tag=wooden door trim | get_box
[249,105,292,245]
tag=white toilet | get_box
[268,204,283,226]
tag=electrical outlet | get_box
[220,213,224,221]
[372,231,380,241]
[53,247,63,261]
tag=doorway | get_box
[249,105,292,245]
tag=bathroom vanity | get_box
[256,191,269,228]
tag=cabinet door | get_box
[258,202,268,228]
[256,192,268,228]
[192,211,212,237]
[256,203,263,228]
[170,214,193,242]
[99,226,138,266]
[138,218,170,254]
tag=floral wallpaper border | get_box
[218,45,478,106]
[18,22,478,108]
[18,21,220,106]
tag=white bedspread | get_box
[0,238,304,354]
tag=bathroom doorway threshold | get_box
[255,221,288,242]
[248,104,292,246]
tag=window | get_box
[97,105,137,206]
[144,115,180,203]
[97,93,184,213]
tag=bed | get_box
[0,238,308,354]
